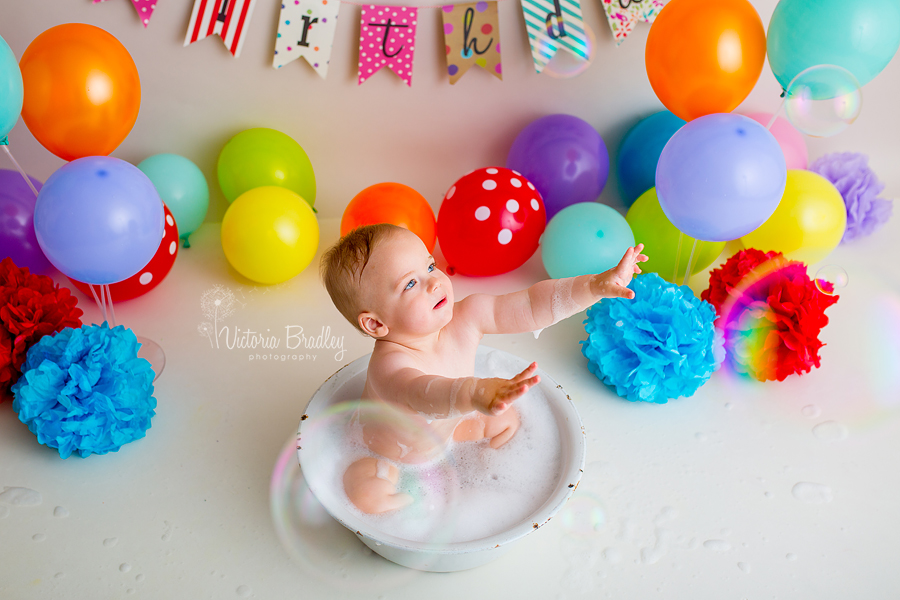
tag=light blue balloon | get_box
[34,157,165,285]
[616,111,685,208]
[655,114,786,243]
[138,153,209,246]
[541,202,635,279]
[0,35,24,142]
[768,0,900,90]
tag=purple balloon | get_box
[506,114,610,220]
[656,114,787,242]
[0,168,51,274]
[34,157,165,285]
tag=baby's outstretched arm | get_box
[458,244,648,335]
[369,353,540,418]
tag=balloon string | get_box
[766,96,787,130]
[2,145,40,198]
[682,238,699,287]
[89,284,108,324]
[672,231,684,283]
[104,284,117,328]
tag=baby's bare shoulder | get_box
[368,342,417,377]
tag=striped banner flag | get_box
[520,0,589,73]
[184,0,259,58]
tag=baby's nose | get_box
[427,276,441,292]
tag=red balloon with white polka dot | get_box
[68,204,180,302]
[437,167,546,276]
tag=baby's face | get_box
[358,229,453,339]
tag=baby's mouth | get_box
[433,296,447,310]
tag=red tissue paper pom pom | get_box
[0,257,83,402]
[701,249,839,382]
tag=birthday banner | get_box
[520,0,590,74]
[184,0,259,58]
[274,0,341,78]
[602,0,665,45]
[93,0,158,27]
[358,5,418,87]
[96,0,667,82]
[442,2,502,84]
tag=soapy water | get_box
[271,350,564,580]
[537,22,597,79]
[815,265,848,296]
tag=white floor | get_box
[2,213,899,599]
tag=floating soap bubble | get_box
[784,65,862,137]
[539,23,596,79]
[815,265,848,296]
[270,400,461,589]
[557,491,606,536]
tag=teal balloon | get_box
[616,111,685,208]
[0,34,24,141]
[138,154,209,244]
[768,0,900,89]
[541,202,635,279]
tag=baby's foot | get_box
[343,457,413,514]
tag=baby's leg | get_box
[343,457,413,514]
[452,408,520,449]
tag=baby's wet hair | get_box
[320,223,404,334]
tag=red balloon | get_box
[69,204,179,302]
[437,167,546,276]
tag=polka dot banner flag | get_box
[358,5,418,86]
[274,0,341,78]
[93,0,159,28]
[441,2,502,84]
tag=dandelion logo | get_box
[198,285,243,348]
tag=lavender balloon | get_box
[507,114,609,220]
[655,114,787,242]
[34,157,165,284]
[0,169,50,273]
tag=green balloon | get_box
[626,188,724,283]
[217,128,316,207]
[138,153,209,245]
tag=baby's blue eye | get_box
[428,263,435,272]
[405,279,416,291]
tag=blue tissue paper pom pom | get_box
[11,322,157,458]
[580,273,724,403]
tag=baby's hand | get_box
[474,362,540,416]
[609,244,648,300]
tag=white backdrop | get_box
[1,0,898,224]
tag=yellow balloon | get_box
[626,188,725,283]
[740,170,846,265]
[221,186,319,284]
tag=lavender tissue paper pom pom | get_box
[581,273,724,404]
[809,152,893,243]
[11,323,156,458]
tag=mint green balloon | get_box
[1,34,24,142]
[541,202,635,279]
[768,0,900,90]
[138,154,209,245]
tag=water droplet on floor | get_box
[602,547,621,563]
[0,487,42,506]
[236,584,252,597]
[812,421,848,442]
[54,572,65,579]
[703,539,731,552]
[791,482,832,504]
[694,432,708,442]
[127,589,135,595]
[120,563,132,573]
[32,533,47,542]
[53,506,69,518]
[103,537,119,548]
[737,562,751,573]
[801,405,821,418]
[724,403,733,410]
[136,574,145,582]
[786,553,798,561]
[764,491,773,498]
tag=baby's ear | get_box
[359,312,389,338]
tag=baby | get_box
[321,223,647,514]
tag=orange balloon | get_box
[19,24,141,161]
[341,183,437,252]
[645,0,766,121]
